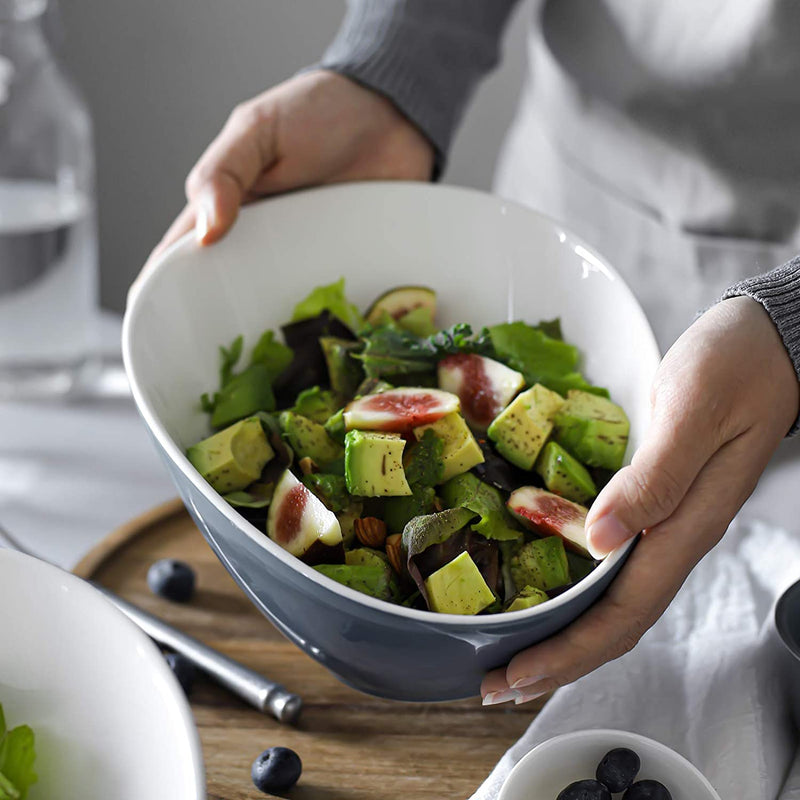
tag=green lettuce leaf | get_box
[0,706,36,800]
[488,321,607,397]
[439,473,522,542]
[219,335,243,387]
[249,330,294,380]
[223,482,275,509]
[404,429,445,489]
[291,277,366,333]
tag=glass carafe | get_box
[0,0,97,398]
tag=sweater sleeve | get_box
[315,0,522,174]
[722,256,800,435]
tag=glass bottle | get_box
[0,0,97,398]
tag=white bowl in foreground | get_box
[0,550,205,800]
[499,728,721,800]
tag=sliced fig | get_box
[507,486,593,557]
[437,354,524,429]
[266,469,343,562]
[343,387,460,433]
[365,286,436,327]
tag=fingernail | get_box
[195,193,215,243]
[586,512,631,559]
[482,689,521,706]
[510,674,548,690]
[514,685,551,705]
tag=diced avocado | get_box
[553,390,630,471]
[320,337,364,397]
[279,410,344,465]
[292,386,340,424]
[345,548,390,568]
[506,585,549,612]
[424,551,496,615]
[344,430,412,497]
[210,362,276,428]
[314,563,397,602]
[509,537,570,593]
[413,412,484,482]
[186,416,274,493]
[383,486,436,533]
[336,500,363,548]
[487,384,564,470]
[323,408,347,445]
[535,441,597,504]
[302,473,350,512]
[395,305,436,336]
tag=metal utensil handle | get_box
[95,586,302,723]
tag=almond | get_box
[298,457,319,476]
[353,516,387,548]
[385,533,405,576]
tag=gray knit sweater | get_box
[318,0,800,431]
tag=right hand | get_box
[149,70,435,259]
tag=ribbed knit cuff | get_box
[314,0,520,178]
[722,256,800,435]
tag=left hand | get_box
[481,296,799,706]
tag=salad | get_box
[186,279,630,616]
[0,704,36,800]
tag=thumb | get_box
[185,100,278,245]
[584,405,724,559]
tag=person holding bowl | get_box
[146,0,800,706]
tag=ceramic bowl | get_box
[775,576,800,729]
[498,729,721,800]
[0,550,205,799]
[123,181,660,701]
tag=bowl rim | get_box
[0,549,206,797]
[123,180,658,626]
[775,577,800,661]
[498,728,722,800]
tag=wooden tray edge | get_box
[72,497,187,579]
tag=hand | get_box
[148,70,434,259]
[482,296,799,706]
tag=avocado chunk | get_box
[487,384,565,470]
[506,585,549,612]
[291,386,340,424]
[279,410,344,465]
[424,551,496,615]
[509,536,570,593]
[553,390,630,471]
[186,416,274,493]
[413,412,484,482]
[314,563,397,602]
[344,430,412,497]
[535,441,597,504]
[323,408,347,445]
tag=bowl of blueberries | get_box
[497,729,721,800]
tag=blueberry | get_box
[623,780,673,800]
[596,747,641,792]
[164,652,196,695]
[557,779,612,800]
[251,747,302,794]
[147,559,195,602]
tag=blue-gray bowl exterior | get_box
[776,578,800,730]
[154,434,632,702]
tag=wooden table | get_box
[74,499,541,799]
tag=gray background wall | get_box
[52,1,532,312]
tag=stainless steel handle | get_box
[94,586,302,724]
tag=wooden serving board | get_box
[73,499,542,800]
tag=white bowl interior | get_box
[0,551,204,800]
[499,729,721,800]
[124,182,660,620]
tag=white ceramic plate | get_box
[499,729,721,800]
[0,550,205,799]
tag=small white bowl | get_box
[499,729,721,800]
[0,550,205,800]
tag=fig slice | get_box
[266,469,343,562]
[438,353,524,429]
[343,387,459,433]
[507,486,595,558]
[365,286,436,326]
